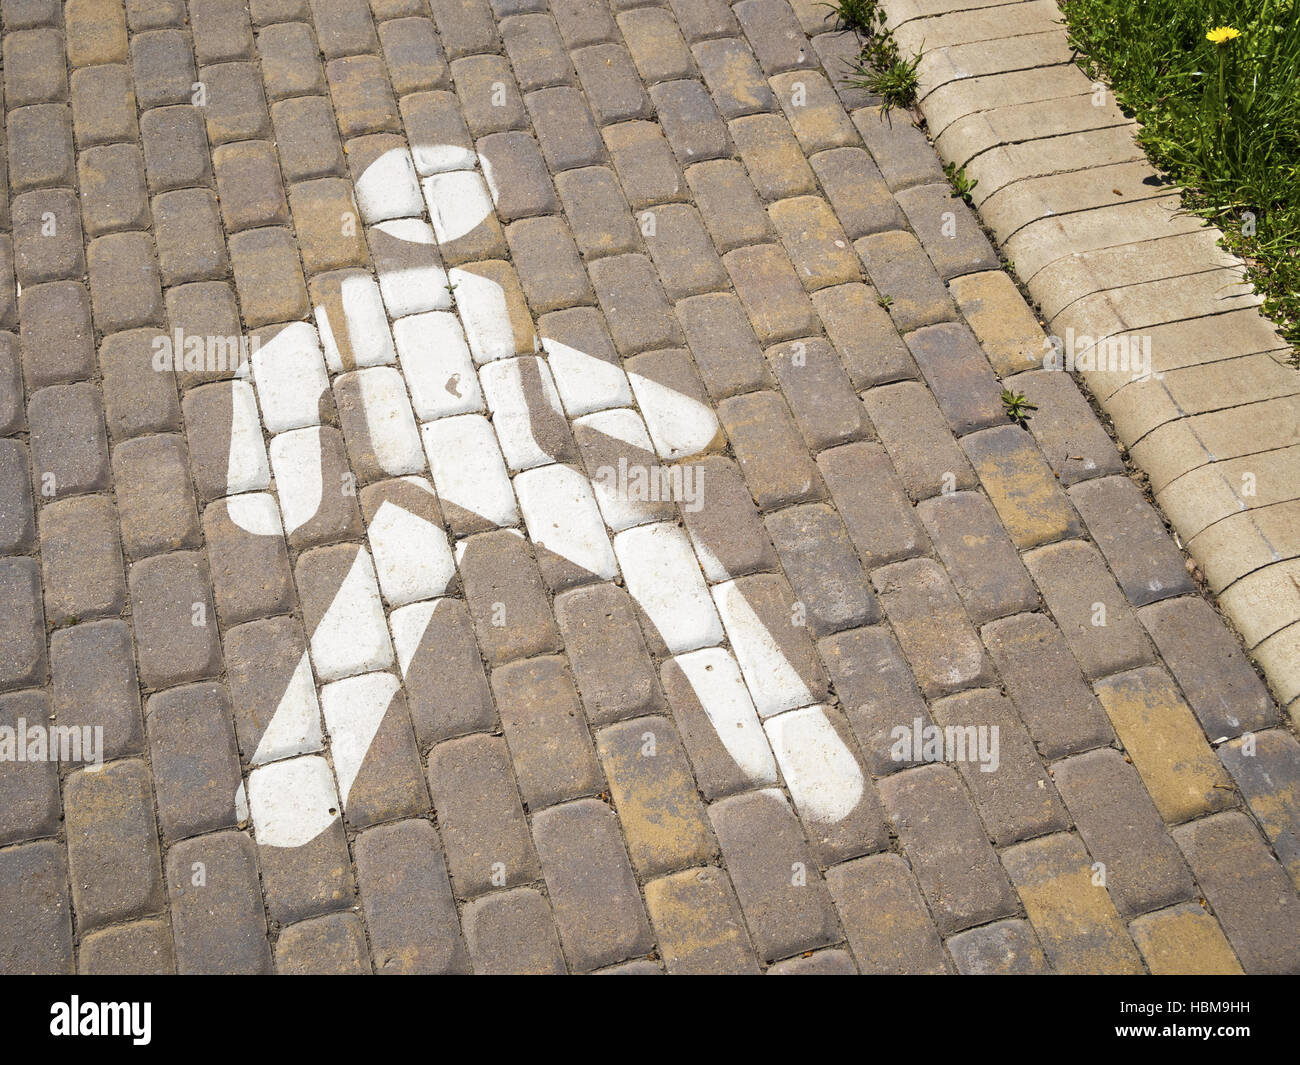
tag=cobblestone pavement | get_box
[1,0,1298,975]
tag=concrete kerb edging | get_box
[875,0,1300,719]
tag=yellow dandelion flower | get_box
[1206,26,1241,45]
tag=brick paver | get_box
[0,0,1295,976]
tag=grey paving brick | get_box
[766,503,879,636]
[863,381,977,500]
[0,841,73,974]
[555,583,665,725]
[1069,476,1196,606]
[130,29,197,108]
[202,498,295,626]
[0,341,22,437]
[1055,747,1196,917]
[201,61,273,143]
[1218,729,1300,889]
[856,229,955,333]
[506,216,594,312]
[129,551,222,688]
[768,195,862,291]
[78,143,150,237]
[573,43,650,124]
[87,232,165,333]
[51,619,142,760]
[223,615,316,764]
[167,832,273,973]
[645,866,759,974]
[257,22,327,100]
[275,913,372,975]
[451,54,526,136]
[112,434,202,560]
[730,113,818,201]
[213,141,289,232]
[64,760,165,931]
[827,853,951,974]
[686,158,775,253]
[879,764,1017,935]
[809,146,906,240]
[501,13,571,92]
[555,166,639,258]
[961,423,1084,549]
[38,495,126,623]
[723,243,818,344]
[146,681,242,843]
[490,655,603,809]
[981,612,1115,759]
[79,920,176,975]
[462,888,567,974]
[0,442,35,556]
[1007,368,1125,485]
[140,105,213,192]
[4,28,69,107]
[28,383,111,499]
[709,788,839,961]
[765,337,871,451]
[550,0,619,50]
[480,130,559,220]
[0,691,60,847]
[947,919,1051,975]
[427,732,539,897]
[650,79,727,164]
[532,797,655,971]
[679,453,778,581]
[905,321,1006,435]
[12,190,86,285]
[895,182,1000,280]
[812,282,917,389]
[7,104,75,193]
[381,17,449,94]
[525,86,605,171]
[693,37,776,118]
[851,105,946,190]
[719,390,825,510]
[767,949,856,973]
[667,0,738,41]
[590,253,682,354]
[459,529,562,664]
[676,292,772,399]
[152,189,230,285]
[394,597,497,747]
[641,203,729,300]
[605,120,688,209]
[735,0,814,74]
[817,441,927,569]
[272,97,346,182]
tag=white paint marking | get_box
[224,491,284,538]
[394,311,483,420]
[573,407,663,532]
[269,427,324,538]
[541,336,633,417]
[354,146,424,222]
[713,580,815,718]
[250,322,329,434]
[614,522,723,653]
[310,546,395,682]
[389,599,438,678]
[320,672,399,809]
[247,755,340,849]
[449,266,519,364]
[479,356,565,471]
[420,413,519,528]
[764,705,865,824]
[317,274,397,372]
[225,380,271,495]
[367,485,457,606]
[349,366,425,476]
[423,170,495,243]
[250,650,323,765]
[372,218,452,318]
[515,463,618,581]
[671,648,778,787]
[627,370,719,460]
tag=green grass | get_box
[825,0,923,115]
[1061,0,1300,360]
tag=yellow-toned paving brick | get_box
[644,867,760,974]
[1128,903,1243,975]
[1094,666,1235,824]
[962,424,1080,549]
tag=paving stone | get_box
[458,530,561,664]
[131,29,197,108]
[856,229,955,333]
[164,280,250,390]
[506,216,594,312]
[812,282,917,389]
[166,832,272,973]
[644,867,760,974]
[525,86,605,172]
[224,615,319,765]
[450,54,526,136]
[28,383,111,500]
[709,788,839,961]
[554,166,637,258]
[1094,666,1234,824]
[650,79,727,164]
[462,888,567,974]
[734,0,813,74]
[0,347,21,439]
[589,253,682,354]
[827,853,951,974]
[380,16,449,94]
[249,756,355,924]
[550,0,618,50]
[724,244,819,344]
[666,0,738,41]
[1127,902,1243,975]
[817,441,926,571]
[129,551,222,689]
[686,158,775,253]
[201,61,273,144]
[98,328,183,436]
[79,919,176,975]
[0,691,60,847]
[390,597,497,747]
[12,190,86,285]
[146,682,241,843]
[981,612,1114,760]
[0,559,45,693]
[641,203,729,300]
[490,655,603,808]
[111,434,201,560]
[771,70,857,154]
[86,232,164,333]
[427,733,539,897]
[257,22,326,100]
[275,912,372,975]
[152,189,229,285]
[676,292,772,399]
[851,105,946,190]
[1054,747,1196,917]
[1218,728,1300,888]
[212,141,289,233]
[946,919,1051,975]
[38,495,126,622]
[500,13,570,92]
[573,43,650,125]
[7,104,75,193]
[768,195,861,292]
[1024,539,1155,679]
[1069,476,1196,607]
[532,797,654,971]
[730,113,818,202]
[182,383,269,504]
[765,503,878,636]
[766,949,856,974]
[905,321,1006,436]
[604,120,687,209]
[1008,368,1125,485]
[271,97,346,182]
[64,760,165,930]
[719,391,825,510]
[962,424,1083,549]
[949,269,1047,377]
[555,583,664,725]
[896,182,999,280]
[140,105,213,194]
[19,281,97,391]
[879,764,1016,934]
[228,227,312,326]
[693,37,776,118]
[129,0,187,28]
[863,381,977,500]
[78,144,148,240]
[4,28,68,107]
[917,492,1038,623]
[1173,811,1300,973]
[332,369,425,482]
[50,619,142,760]
[618,7,694,84]
[203,496,295,625]
[810,147,904,239]
[0,841,74,974]
[765,337,871,452]
[597,716,715,876]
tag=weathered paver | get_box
[0,0,1295,976]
